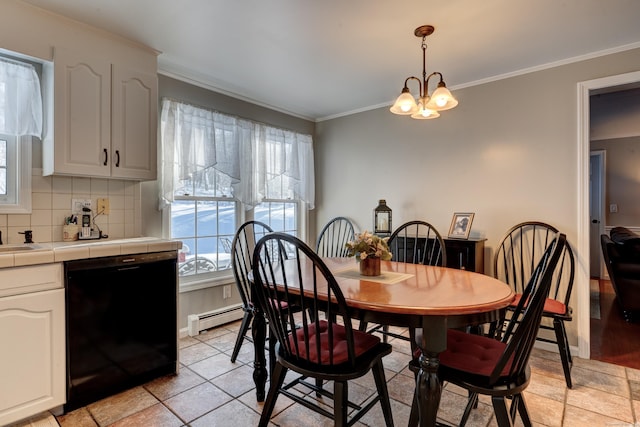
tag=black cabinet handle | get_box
[103,148,108,166]
[115,150,120,167]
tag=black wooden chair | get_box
[316,216,356,258]
[252,232,394,427]
[492,221,575,388]
[387,220,447,267]
[364,220,447,343]
[229,220,275,363]
[409,233,567,427]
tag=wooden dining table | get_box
[250,257,514,427]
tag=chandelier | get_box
[390,25,458,120]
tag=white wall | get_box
[591,136,640,226]
[591,88,640,141]
[314,47,640,349]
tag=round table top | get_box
[321,258,514,316]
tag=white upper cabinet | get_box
[111,64,157,180]
[46,46,157,180]
[50,48,111,177]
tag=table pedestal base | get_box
[415,353,441,427]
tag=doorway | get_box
[577,70,640,360]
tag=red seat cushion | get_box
[439,329,512,377]
[511,293,566,315]
[268,298,290,311]
[287,320,380,365]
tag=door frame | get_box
[577,70,640,359]
[589,150,605,278]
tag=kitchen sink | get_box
[0,245,37,252]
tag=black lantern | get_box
[374,199,392,236]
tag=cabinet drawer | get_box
[0,264,63,297]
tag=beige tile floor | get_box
[24,320,640,426]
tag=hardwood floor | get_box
[590,278,640,369]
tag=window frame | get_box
[0,133,31,213]
[0,51,45,214]
[171,195,240,289]
[254,198,300,235]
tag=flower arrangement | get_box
[345,231,392,261]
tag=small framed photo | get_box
[448,212,475,239]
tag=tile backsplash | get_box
[0,168,141,245]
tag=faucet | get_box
[18,230,33,244]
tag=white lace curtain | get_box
[160,98,314,209]
[0,57,42,138]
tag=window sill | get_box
[179,273,235,293]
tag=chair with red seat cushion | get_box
[253,232,394,427]
[409,233,567,427]
[492,221,575,388]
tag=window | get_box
[160,99,314,287]
[0,55,42,213]
[171,167,238,277]
[255,201,297,234]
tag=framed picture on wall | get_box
[448,212,475,239]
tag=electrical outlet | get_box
[72,199,92,214]
[97,198,110,215]
[223,285,232,299]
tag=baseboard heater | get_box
[187,303,243,336]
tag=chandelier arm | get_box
[403,76,423,96]
[424,72,442,96]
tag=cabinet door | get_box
[111,65,158,180]
[51,48,111,177]
[0,289,65,425]
[444,239,485,273]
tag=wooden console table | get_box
[392,236,486,273]
[443,237,486,273]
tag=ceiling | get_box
[21,0,640,121]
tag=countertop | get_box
[0,237,183,269]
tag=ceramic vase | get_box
[359,256,381,276]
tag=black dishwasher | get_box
[64,251,178,412]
